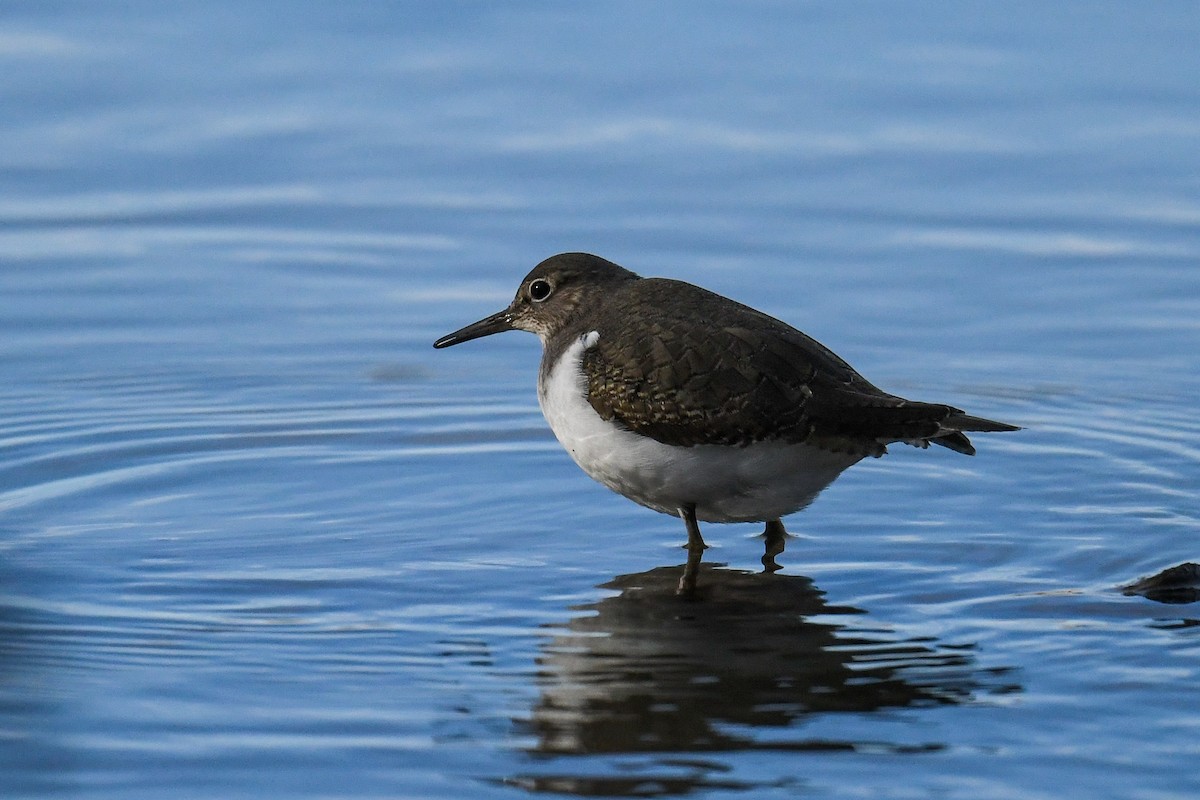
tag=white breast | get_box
[536,331,862,523]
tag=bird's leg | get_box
[761,519,787,573]
[676,503,708,596]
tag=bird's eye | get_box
[529,279,553,302]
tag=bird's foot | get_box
[676,546,704,597]
[676,504,707,597]
[761,519,789,573]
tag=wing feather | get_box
[580,278,1016,456]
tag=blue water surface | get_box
[2,3,1199,798]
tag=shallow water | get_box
[2,3,1200,798]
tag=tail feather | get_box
[929,412,1020,456]
[814,389,1020,457]
[930,430,976,455]
[945,413,1021,434]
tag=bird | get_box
[433,252,1018,593]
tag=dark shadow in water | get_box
[1122,562,1200,605]
[504,563,1019,796]
[0,582,78,794]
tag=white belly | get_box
[537,332,862,523]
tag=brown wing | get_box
[581,279,1016,455]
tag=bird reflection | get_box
[511,564,1018,795]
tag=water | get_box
[2,2,1199,798]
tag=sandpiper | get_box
[434,253,1018,593]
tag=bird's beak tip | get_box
[432,309,515,349]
